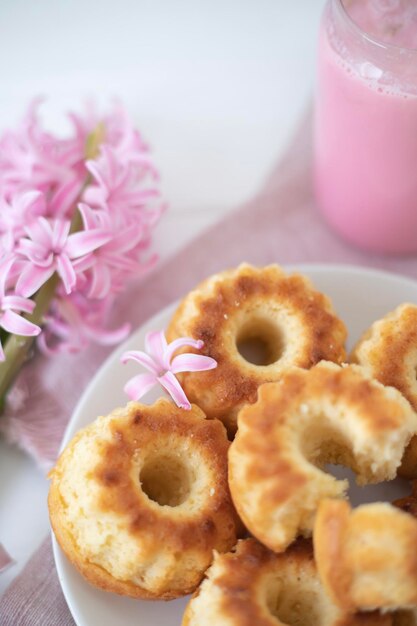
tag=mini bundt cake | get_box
[167,264,347,433]
[393,611,417,626]
[351,304,417,478]
[49,399,241,599]
[394,486,417,625]
[228,361,417,553]
[182,538,392,626]
[314,499,417,612]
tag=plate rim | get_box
[52,262,417,626]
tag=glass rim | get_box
[334,0,417,53]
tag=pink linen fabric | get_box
[2,109,417,624]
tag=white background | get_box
[0,0,325,596]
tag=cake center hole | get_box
[140,454,192,507]
[266,578,320,626]
[236,317,284,366]
[301,423,412,505]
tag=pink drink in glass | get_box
[314,0,417,254]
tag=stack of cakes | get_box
[49,264,417,626]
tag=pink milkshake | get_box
[314,0,417,254]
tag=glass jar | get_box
[314,0,417,254]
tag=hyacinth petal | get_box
[170,353,217,374]
[85,159,106,189]
[89,264,111,299]
[2,295,35,314]
[0,256,15,296]
[50,178,83,217]
[77,202,97,230]
[120,350,160,375]
[82,186,106,207]
[124,373,157,401]
[103,254,138,273]
[163,337,204,369]
[145,330,168,365]
[0,309,41,337]
[17,239,48,263]
[66,229,111,258]
[105,145,118,176]
[16,263,54,298]
[72,253,95,273]
[23,220,51,250]
[84,321,130,346]
[37,216,54,240]
[19,189,43,207]
[56,254,76,294]
[17,190,45,217]
[0,341,5,362]
[158,371,191,410]
[2,231,15,254]
[53,220,71,250]
[105,223,144,254]
[22,222,41,243]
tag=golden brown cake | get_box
[393,611,417,626]
[393,484,417,624]
[351,304,417,478]
[167,263,347,433]
[314,499,417,612]
[228,361,417,553]
[182,538,392,626]
[48,399,241,599]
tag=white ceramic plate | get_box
[53,263,417,626]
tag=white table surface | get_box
[0,0,325,598]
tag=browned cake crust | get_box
[351,304,417,478]
[228,361,417,553]
[49,399,242,599]
[182,538,392,626]
[167,264,347,433]
[393,611,417,626]
[314,499,417,612]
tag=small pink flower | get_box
[0,99,79,196]
[0,257,41,360]
[0,190,45,252]
[121,330,217,410]
[69,100,150,164]
[74,203,148,299]
[84,145,160,214]
[16,217,111,297]
[38,291,130,355]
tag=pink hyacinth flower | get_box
[74,203,148,299]
[84,144,160,214]
[16,217,111,297]
[0,257,41,361]
[0,98,80,196]
[38,291,130,355]
[121,330,217,410]
[0,190,45,252]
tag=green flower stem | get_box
[0,124,105,409]
[0,273,60,404]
